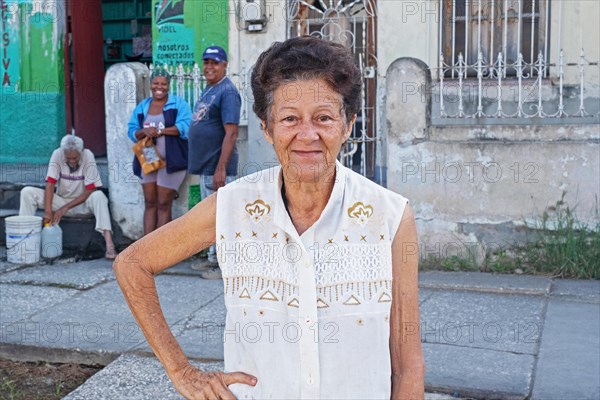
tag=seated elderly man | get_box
[19,135,117,259]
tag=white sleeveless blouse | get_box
[215,161,408,399]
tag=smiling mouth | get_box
[293,150,322,156]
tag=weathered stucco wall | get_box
[227,0,281,173]
[386,58,600,260]
[378,0,438,76]
[0,0,66,163]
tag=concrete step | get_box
[0,172,130,260]
[1,208,106,259]
[0,182,22,209]
[64,354,223,400]
[64,353,458,400]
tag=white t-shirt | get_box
[216,161,408,399]
[46,148,102,199]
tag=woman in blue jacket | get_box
[127,69,191,235]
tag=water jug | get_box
[41,224,63,259]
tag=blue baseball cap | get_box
[202,46,227,62]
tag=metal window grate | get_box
[442,0,548,77]
[436,0,600,121]
[148,63,250,126]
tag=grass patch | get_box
[1,378,21,400]
[420,192,600,279]
[517,193,600,279]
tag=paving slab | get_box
[0,284,79,325]
[0,256,27,273]
[424,342,534,399]
[4,281,141,352]
[167,294,227,360]
[419,288,435,305]
[550,279,600,303]
[161,257,215,276]
[420,290,544,354]
[64,353,224,400]
[532,300,600,400]
[9,276,223,354]
[0,258,115,289]
[419,271,551,295]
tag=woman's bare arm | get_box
[113,193,256,398]
[390,204,425,399]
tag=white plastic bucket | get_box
[5,215,42,265]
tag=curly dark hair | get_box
[251,36,362,126]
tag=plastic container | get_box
[41,223,63,259]
[5,215,42,264]
[188,184,201,209]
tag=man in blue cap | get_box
[188,45,242,278]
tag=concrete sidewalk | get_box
[0,257,598,399]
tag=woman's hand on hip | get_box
[170,363,257,399]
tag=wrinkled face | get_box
[64,150,81,170]
[203,59,227,85]
[151,76,169,100]
[263,79,356,184]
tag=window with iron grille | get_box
[441,0,549,77]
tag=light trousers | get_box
[19,186,113,233]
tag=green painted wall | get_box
[0,1,65,164]
[152,0,229,67]
[1,93,66,163]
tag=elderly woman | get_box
[128,68,191,235]
[115,36,424,399]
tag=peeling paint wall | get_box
[227,0,285,172]
[386,58,600,262]
[0,0,65,163]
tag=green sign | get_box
[1,0,20,88]
[153,0,228,67]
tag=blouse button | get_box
[305,318,312,325]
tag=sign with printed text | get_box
[153,0,195,66]
[152,0,228,67]
[1,0,20,88]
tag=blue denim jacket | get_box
[127,94,191,177]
